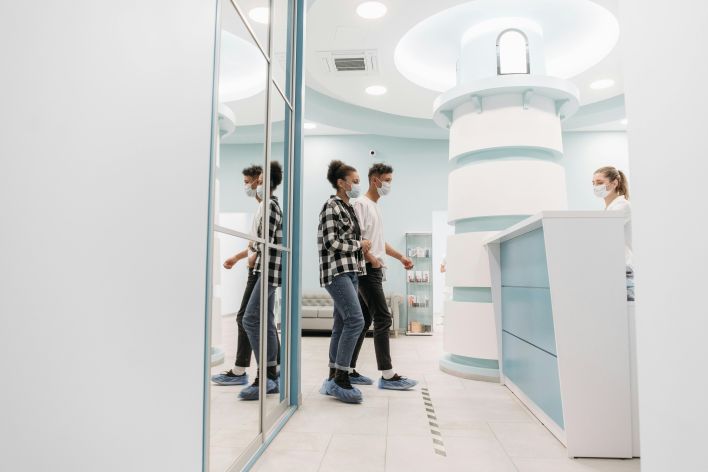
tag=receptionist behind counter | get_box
[592,166,634,301]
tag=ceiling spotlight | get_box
[620,118,628,125]
[357,2,387,19]
[248,7,270,24]
[365,85,387,96]
[303,122,317,130]
[590,79,615,90]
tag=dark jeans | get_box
[234,268,280,368]
[243,274,279,369]
[350,265,393,372]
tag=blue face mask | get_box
[346,182,361,199]
[256,185,265,200]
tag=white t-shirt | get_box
[352,195,386,269]
[248,201,264,256]
[605,195,633,268]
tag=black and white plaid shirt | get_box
[254,196,283,287]
[317,195,366,287]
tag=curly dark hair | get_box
[269,161,283,191]
[368,162,393,179]
[326,160,356,189]
[242,164,262,178]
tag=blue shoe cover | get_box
[326,381,363,404]
[211,372,249,386]
[378,375,418,391]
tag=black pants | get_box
[235,268,281,367]
[350,265,393,371]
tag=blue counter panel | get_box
[502,331,564,428]
[501,286,557,355]
[500,228,549,288]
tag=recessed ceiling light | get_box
[365,85,387,96]
[620,118,628,125]
[590,79,615,90]
[356,2,387,19]
[249,7,269,25]
[303,122,317,130]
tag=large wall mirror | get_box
[206,0,298,471]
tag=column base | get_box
[210,346,225,367]
[439,353,500,382]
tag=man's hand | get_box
[223,256,237,270]
[361,239,372,253]
[401,256,414,270]
[370,258,382,269]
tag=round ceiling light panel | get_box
[590,78,616,90]
[357,2,388,19]
[365,85,388,95]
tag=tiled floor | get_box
[251,330,641,472]
[209,317,283,472]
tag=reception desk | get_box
[485,211,638,459]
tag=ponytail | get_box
[595,166,630,200]
[616,170,630,200]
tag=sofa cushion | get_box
[301,307,319,319]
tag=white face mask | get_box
[345,182,361,199]
[593,184,610,199]
[256,185,265,200]
[377,180,391,197]
[245,183,257,198]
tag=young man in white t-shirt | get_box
[350,163,418,390]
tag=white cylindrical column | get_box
[436,20,579,381]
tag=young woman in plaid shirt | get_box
[317,160,372,404]
[240,162,284,401]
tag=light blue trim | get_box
[439,354,499,382]
[501,286,556,356]
[288,0,305,408]
[500,227,550,288]
[455,215,528,233]
[306,87,448,140]
[202,2,221,471]
[451,146,561,169]
[449,354,499,370]
[452,287,493,303]
[243,406,298,471]
[502,331,564,428]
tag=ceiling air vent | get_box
[319,50,378,75]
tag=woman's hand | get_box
[361,239,372,253]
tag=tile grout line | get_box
[315,433,334,472]
[487,421,521,472]
[384,397,389,471]
[421,387,447,457]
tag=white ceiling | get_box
[305,0,625,121]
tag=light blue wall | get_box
[218,143,285,213]
[302,135,449,296]
[219,130,630,295]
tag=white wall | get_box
[0,2,216,471]
[619,1,708,470]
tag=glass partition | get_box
[205,0,299,470]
